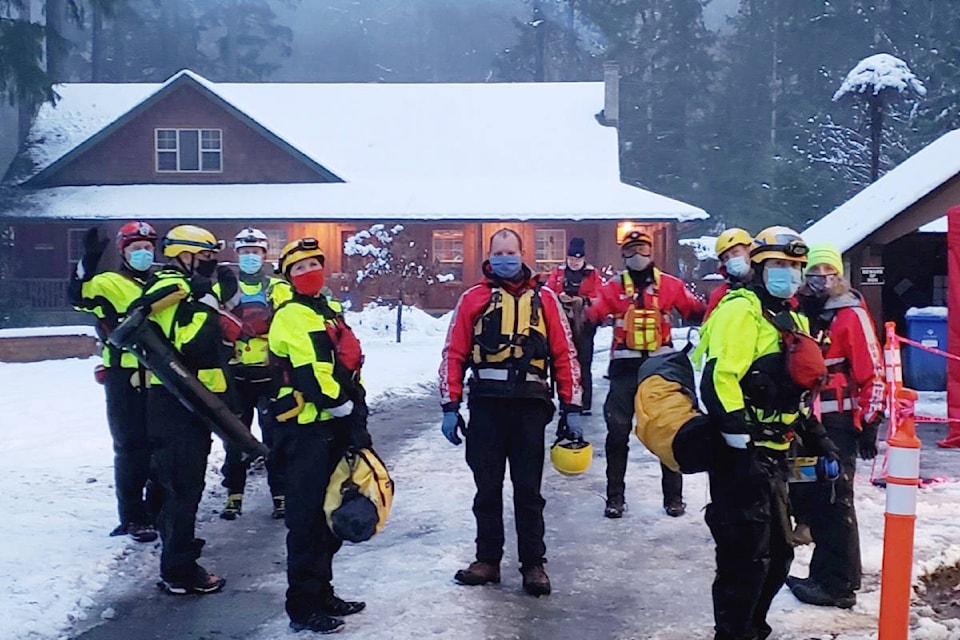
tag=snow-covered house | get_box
[803,128,960,331]
[0,70,706,322]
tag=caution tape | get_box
[895,334,960,363]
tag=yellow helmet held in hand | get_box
[162,225,222,257]
[750,226,808,264]
[550,437,593,476]
[715,228,753,258]
[278,237,325,276]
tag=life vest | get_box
[232,278,274,367]
[470,285,550,385]
[617,270,664,353]
[324,447,394,543]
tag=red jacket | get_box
[545,265,602,299]
[818,293,885,425]
[587,268,705,355]
[439,264,583,407]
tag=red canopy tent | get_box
[939,205,960,447]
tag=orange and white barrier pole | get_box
[877,386,921,640]
[872,322,904,484]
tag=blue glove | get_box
[564,412,584,441]
[441,409,467,446]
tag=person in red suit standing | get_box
[587,230,705,519]
[545,237,603,414]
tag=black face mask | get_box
[195,257,218,278]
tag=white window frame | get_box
[67,227,87,276]
[432,230,464,281]
[155,128,223,173]
[534,228,566,271]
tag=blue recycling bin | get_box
[903,309,948,391]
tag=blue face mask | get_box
[238,253,264,275]
[724,256,751,279]
[489,255,523,279]
[764,266,801,299]
[127,248,154,272]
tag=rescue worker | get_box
[786,243,884,609]
[439,228,583,597]
[68,222,161,543]
[140,224,234,595]
[268,238,370,634]
[697,226,839,640]
[545,237,602,413]
[218,227,287,521]
[705,227,754,319]
[587,229,705,518]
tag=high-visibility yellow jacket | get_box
[142,268,229,393]
[70,269,146,369]
[697,287,810,451]
[268,294,358,425]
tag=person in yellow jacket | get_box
[139,224,232,595]
[68,221,161,543]
[268,238,371,635]
[217,227,288,521]
[696,226,839,640]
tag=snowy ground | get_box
[1,309,959,639]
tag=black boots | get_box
[786,576,856,609]
[664,497,686,517]
[604,498,625,519]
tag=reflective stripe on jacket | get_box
[142,269,228,393]
[268,295,358,424]
[71,270,146,369]
[587,268,705,357]
[439,264,582,406]
[819,299,885,423]
[698,287,809,450]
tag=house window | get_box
[432,230,464,281]
[68,228,87,276]
[933,274,947,306]
[534,228,566,272]
[263,229,287,263]
[156,128,222,172]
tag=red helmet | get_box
[116,221,158,250]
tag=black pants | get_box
[706,447,793,640]
[603,369,683,505]
[275,418,349,623]
[221,373,285,498]
[466,396,553,567]
[104,366,160,526]
[801,414,861,596]
[148,386,213,582]
[572,322,597,411]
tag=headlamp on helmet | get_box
[279,237,325,276]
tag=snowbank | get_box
[0,325,97,339]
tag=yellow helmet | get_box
[715,228,753,257]
[279,237,325,276]
[750,226,808,264]
[161,225,222,257]
[550,438,593,476]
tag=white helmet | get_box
[234,227,269,251]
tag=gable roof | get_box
[6,71,707,222]
[803,129,960,252]
[22,71,342,186]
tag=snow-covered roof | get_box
[833,53,927,102]
[803,129,960,252]
[920,216,947,233]
[9,70,707,222]
[12,180,701,221]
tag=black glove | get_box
[216,265,239,306]
[348,412,373,450]
[558,403,584,440]
[858,418,880,460]
[77,227,108,281]
[189,273,214,298]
